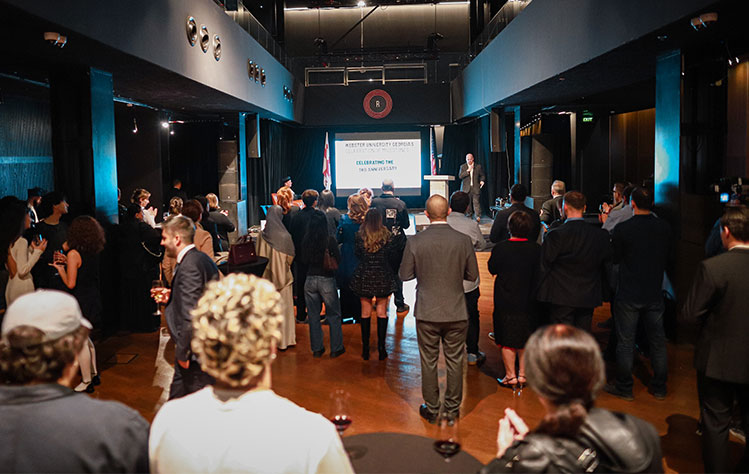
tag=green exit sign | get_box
[582,116,593,122]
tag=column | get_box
[654,49,681,222]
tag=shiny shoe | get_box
[330,348,346,359]
[497,376,517,389]
[74,381,95,393]
[488,332,495,342]
[419,404,438,424]
[396,304,410,315]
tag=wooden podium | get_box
[424,175,455,199]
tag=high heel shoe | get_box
[497,376,517,389]
[517,375,527,388]
[74,381,95,393]
[91,374,101,386]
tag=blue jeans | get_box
[614,299,668,394]
[304,275,344,353]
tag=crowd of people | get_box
[1,172,747,473]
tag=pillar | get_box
[654,49,681,223]
[513,106,521,185]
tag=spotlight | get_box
[357,1,365,6]
[161,121,169,129]
[132,118,138,134]
[170,130,175,135]
[736,57,740,64]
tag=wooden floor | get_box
[91,252,745,473]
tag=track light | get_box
[161,121,169,129]
[132,117,138,134]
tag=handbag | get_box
[228,235,258,265]
[323,248,338,272]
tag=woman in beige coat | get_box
[256,205,296,349]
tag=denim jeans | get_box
[614,299,668,394]
[304,275,344,353]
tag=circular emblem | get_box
[363,89,393,119]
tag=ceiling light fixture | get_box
[357,1,366,7]
[161,121,169,129]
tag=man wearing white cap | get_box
[0,290,149,472]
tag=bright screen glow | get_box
[334,132,422,196]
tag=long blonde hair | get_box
[347,194,368,224]
[358,208,391,253]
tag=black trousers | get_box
[697,372,749,473]
[548,304,594,332]
[465,288,480,354]
[169,359,215,400]
[467,191,481,219]
[292,261,308,320]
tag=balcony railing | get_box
[467,0,532,62]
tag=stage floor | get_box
[90,252,744,472]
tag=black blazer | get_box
[165,247,219,362]
[683,248,749,384]
[458,163,486,194]
[490,203,541,243]
[540,196,563,225]
[537,220,612,308]
[289,207,325,252]
[371,194,410,231]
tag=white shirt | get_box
[149,387,354,474]
[176,244,196,264]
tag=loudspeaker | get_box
[531,134,554,211]
[490,109,506,152]
[218,140,240,202]
[247,114,260,158]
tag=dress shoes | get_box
[419,404,438,424]
[467,351,486,366]
[312,348,326,358]
[488,332,495,342]
[396,303,410,315]
[330,348,346,358]
[603,383,634,401]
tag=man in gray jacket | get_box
[400,195,479,423]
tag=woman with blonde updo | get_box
[149,274,354,474]
[336,194,368,322]
[168,197,183,216]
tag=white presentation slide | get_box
[334,132,422,196]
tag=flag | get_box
[323,132,331,190]
[429,126,437,175]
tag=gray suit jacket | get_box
[399,223,479,322]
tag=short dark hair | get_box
[721,207,749,242]
[629,187,653,211]
[39,191,66,219]
[27,187,44,200]
[563,191,586,212]
[510,184,528,203]
[181,200,203,223]
[126,203,142,220]
[318,190,335,211]
[302,189,319,208]
[508,211,534,239]
[622,184,636,204]
[449,191,470,214]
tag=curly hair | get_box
[358,208,391,253]
[347,194,368,224]
[0,326,88,384]
[276,187,294,214]
[67,216,106,255]
[191,274,284,388]
[169,197,183,215]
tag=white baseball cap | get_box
[2,290,92,342]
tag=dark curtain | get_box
[247,120,326,224]
[442,116,507,215]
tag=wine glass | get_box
[151,279,166,315]
[328,389,352,436]
[433,415,461,462]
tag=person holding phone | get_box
[2,197,47,306]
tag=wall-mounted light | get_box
[186,17,197,46]
[213,35,221,61]
[132,117,138,134]
[200,25,210,53]
[260,69,266,86]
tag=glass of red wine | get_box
[329,389,352,436]
[434,415,461,462]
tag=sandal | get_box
[497,376,518,389]
[517,375,527,388]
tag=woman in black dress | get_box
[350,209,397,360]
[52,215,106,393]
[488,210,541,388]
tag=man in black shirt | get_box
[289,190,324,322]
[370,179,411,313]
[490,184,541,243]
[605,187,671,402]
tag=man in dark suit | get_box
[458,153,486,222]
[604,187,671,402]
[540,180,565,226]
[537,191,611,331]
[289,189,324,322]
[399,195,479,423]
[490,183,540,243]
[371,179,410,313]
[683,207,749,473]
[154,215,219,400]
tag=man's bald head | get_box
[426,195,450,221]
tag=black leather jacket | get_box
[481,409,663,473]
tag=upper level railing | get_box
[467,0,532,62]
[213,0,292,71]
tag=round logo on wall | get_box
[363,89,393,119]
